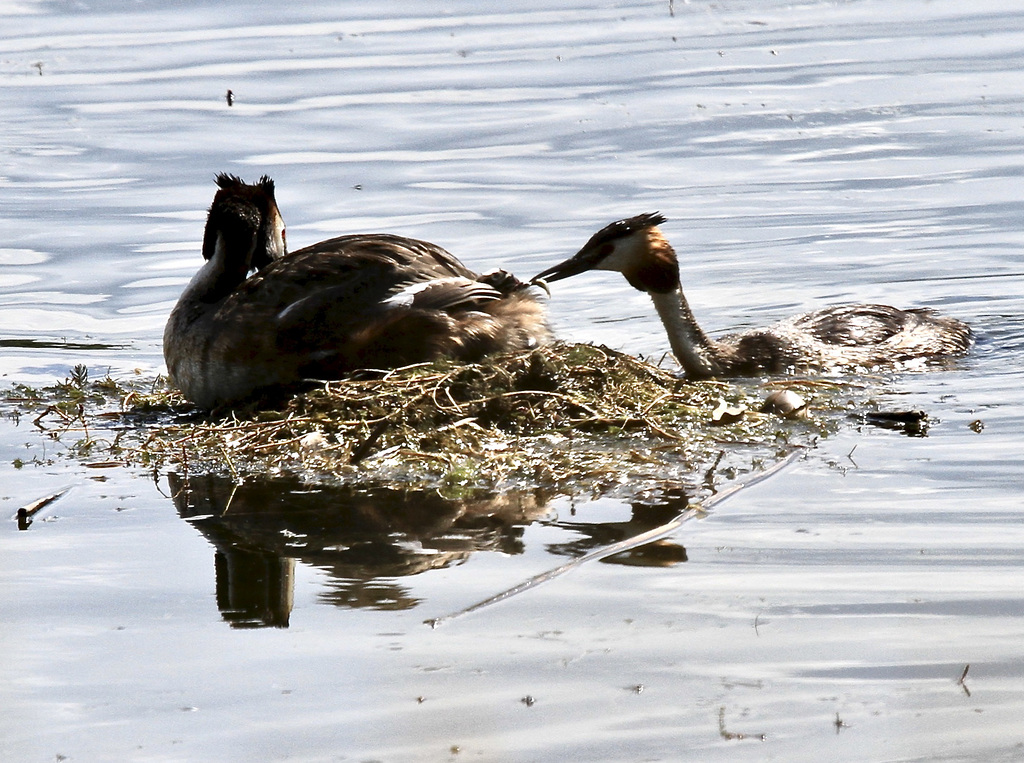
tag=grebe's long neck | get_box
[626,228,725,379]
[650,287,724,379]
[190,230,256,304]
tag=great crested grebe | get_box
[533,213,972,378]
[164,174,549,408]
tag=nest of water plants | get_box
[4,342,842,497]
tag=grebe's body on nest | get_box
[534,213,972,378]
[164,174,549,408]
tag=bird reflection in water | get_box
[168,473,689,628]
[169,473,553,627]
[546,487,691,567]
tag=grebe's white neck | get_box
[649,288,723,379]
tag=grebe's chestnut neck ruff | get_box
[533,213,972,378]
[163,174,549,408]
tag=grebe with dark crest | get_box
[164,174,549,408]
[533,213,972,378]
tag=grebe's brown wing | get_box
[225,240,509,375]
[234,234,487,314]
[286,233,481,281]
[789,304,926,346]
[247,236,503,320]
[268,234,532,297]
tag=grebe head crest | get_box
[532,212,678,293]
[203,173,287,271]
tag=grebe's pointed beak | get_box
[530,248,600,285]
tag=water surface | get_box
[2,1,1023,760]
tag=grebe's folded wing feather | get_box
[382,277,501,311]
[788,304,918,346]
[291,234,479,281]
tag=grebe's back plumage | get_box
[533,213,972,378]
[164,174,549,408]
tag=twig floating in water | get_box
[957,663,971,697]
[14,488,71,530]
[424,508,699,629]
[425,448,804,627]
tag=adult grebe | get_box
[533,213,972,378]
[164,174,549,408]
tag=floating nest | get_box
[4,342,846,499]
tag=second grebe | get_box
[164,174,549,408]
[533,213,972,378]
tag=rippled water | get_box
[3,1,1024,760]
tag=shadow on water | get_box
[167,472,690,628]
